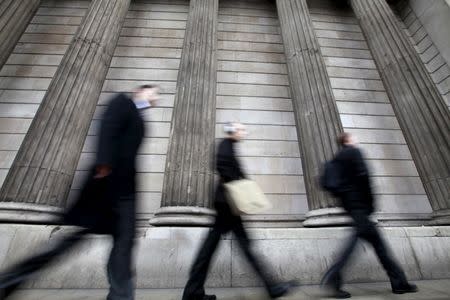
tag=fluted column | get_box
[351,0,450,225]
[150,0,218,226]
[0,0,131,223]
[276,0,349,227]
[0,0,41,69]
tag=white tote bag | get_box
[224,179,272,215]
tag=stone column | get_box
[276,0,349,227]
[150,0,218,226]
[0,0,131,223]
[0,0,41,70]
[350,0,450,225]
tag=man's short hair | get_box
[137,84,158,90]
[224,122,237,135]
[337,132,351,146]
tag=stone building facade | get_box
[0,0,449,289]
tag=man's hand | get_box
[94,165,112,179]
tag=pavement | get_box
[7,279,450,300]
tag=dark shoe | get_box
[0,287,12,300]
[392,283,418,294]
[268,280,300,298]
[183,294,216,300]
[328,289,351,299]
[320,271,342,289]
[320,277,351,298]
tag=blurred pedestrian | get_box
[0,84,160,300]
[320,132,418,298]
[182,123,298,300]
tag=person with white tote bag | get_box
[182,122,298,300]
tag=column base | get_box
[431,209,450,225]
[0,202,63,224]
[242,214,305,228]
[149,206,216,226]
[303,207,354,227]
[374,213,431,227]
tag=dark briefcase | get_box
[64,169,115,234]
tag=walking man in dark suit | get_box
[0,84,159,300]
[321,132,418,298]
[94,84,159,300]
[182,123,298,300]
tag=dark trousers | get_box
[182,202,275,300]
[0,201,136,300]
[107,200,136,300]
[0,229,87,299]
[323,210,408,290]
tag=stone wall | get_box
[1,0,448,226]
[396,0,450,109]
[406,0,450,68]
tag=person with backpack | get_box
[320,132,418,298]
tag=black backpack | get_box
[320,158,343,197]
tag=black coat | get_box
[96,93,145,197]
[213,138,246,225]
[64,93,145,233]
[216,138,245,184]
[335,145,374,213]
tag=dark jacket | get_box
[216,138,245,184]
[64,93,145,232]
[96,93,145,196]
[214,138,246,223]
[335,145,374,213]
